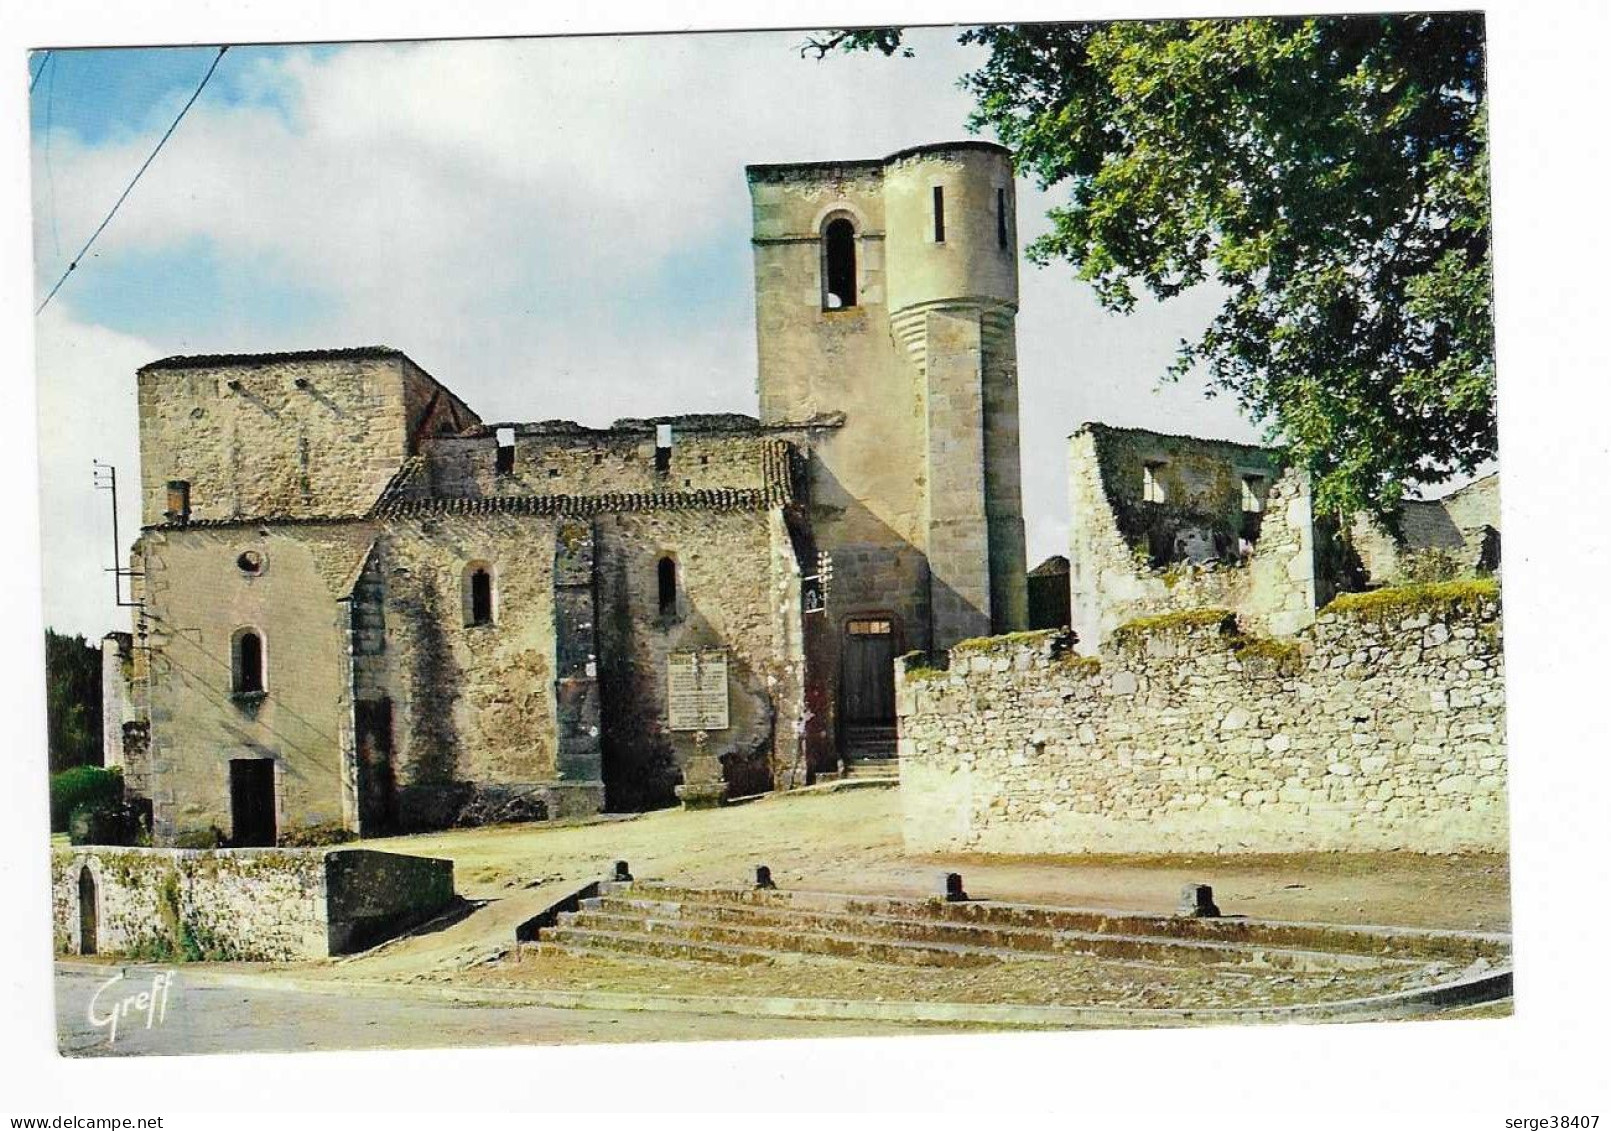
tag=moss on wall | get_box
[1323,577,1499,622]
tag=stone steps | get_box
[840,758,899,781]
[557,908,1005,968]
[613,883,1508,965]
[537,926,779,967]
[532,884,1499,973]
[841,724,899,780]
[576,895,1394,971]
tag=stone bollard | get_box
[613,860,634,883]
[1177,883,1220,918]
[942,872,968,903]
[754,865,776,890]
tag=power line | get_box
[28,50,51,93]
[35,45,228,317]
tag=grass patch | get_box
[950,629,1068,656]
[1111,608,1236,643]
[1323,577,1499,621]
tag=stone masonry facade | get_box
[898,581,1505,855]
[115,141,1036,842]
[52,845,454,960]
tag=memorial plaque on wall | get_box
[667,650,730,731]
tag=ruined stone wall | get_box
[899,582,1505,855]
[1350,474,1501,586]
[139,523,377,845]
[135,352,480,528]
[1068,425,1314,651]
[365,512,578,828]
[593,506,804,809]
[421,430,790,500]
[52,846,454,959]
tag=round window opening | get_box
[237,550,265,575]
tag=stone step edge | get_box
[557,913,1030,967]
[611,884,1510,960]
[579,898,1417,970]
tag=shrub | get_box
[173,826,226,850]
[67,797,144,846]
[278,822,356,847]
[49,765,122,833]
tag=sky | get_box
[29,29,1258,640]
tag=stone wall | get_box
[135,350,478,528]
[1068,424,1316,651]
[593,506,806,809]
[1350,474,1501,586]
[420,426,792,501]
[53,846,453,960]
[361,511,578,828]
[898,581,1505,855]
[138,522,379,844]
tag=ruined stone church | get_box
[102,139,1500,850]
[108,142,1031,846]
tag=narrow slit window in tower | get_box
[657,556,677,617]
[932,186,946,243]
[470,568,494,626]
[997,188,1009,249]
[234,630,264,695]
[823,218,857,309]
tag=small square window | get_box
[1142,461,1168,504]
[1241,474,1267,513]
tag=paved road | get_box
[54,963,922,1057]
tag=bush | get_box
[278,822,355,847]
[67,797,143,846]
[172,826,225,850]
[49,765,122,833]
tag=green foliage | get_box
[45,630,103,774]
[278,822,356,847]
[950,629,1067,655]
[173,826,226,850]
[1323,576,1498,620]
[67,797,144,846]
[49,765,121,833]
[1112,608,1236,640]
[1400,548,1464,584]
[816,16,1493,525]
[1230,636,1304,675]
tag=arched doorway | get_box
[78,867,97,956]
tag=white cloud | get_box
[31,30,1264,628]
[33,305,155,638]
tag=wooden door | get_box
[229,759,277,847]
[842,618,896,724]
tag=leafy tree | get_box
[810,16,1493,523]
[45,629,103,774]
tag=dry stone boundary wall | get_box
[898,584,1505,855]
[53,846,454,960]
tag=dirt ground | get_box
[367,785,1511,933]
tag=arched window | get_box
[657,556,678,617]
[233,629,265,695]
[465,564,495,627]
[822,217,857,310]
